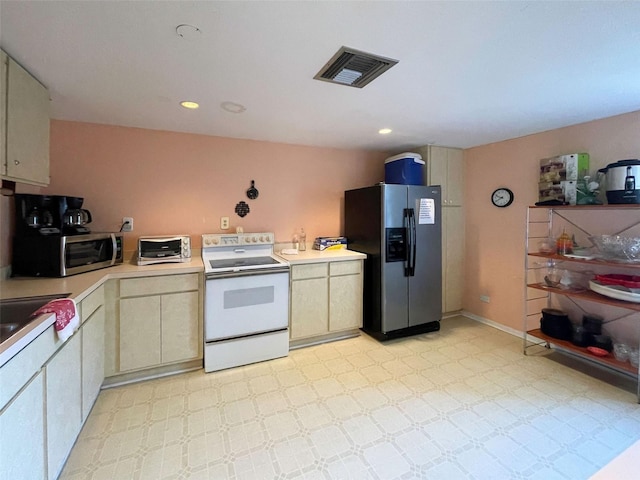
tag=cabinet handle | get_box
[14,159,20,165]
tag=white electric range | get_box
[201,232,290,372]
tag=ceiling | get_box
[2,1,640,152]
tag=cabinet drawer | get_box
[330,260,361,276]
[291,263,328,280]
[120,273,199,297]
[80,284,104,323]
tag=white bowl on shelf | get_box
[589,280,640,303]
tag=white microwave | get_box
[137,235,191,265]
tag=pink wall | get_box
[1,120,386,263]
[463,110,640,331]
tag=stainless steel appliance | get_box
[11,232,123,277]
[12,193,121,277]
[201,232,290,372]
[598,159,640,204]
[345,184,442,340]
[137,235,191,265]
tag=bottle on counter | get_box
[299,227,306,251]
[292,232,300,251]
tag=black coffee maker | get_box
[59,196,92,235]
[14,194,92,236]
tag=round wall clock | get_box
[491,188,514,208]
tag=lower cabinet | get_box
[290,260,363,342]
[161,291,200,363]
[81,305,105,421]
[120,295,161,371]
[46,332,82,480]
[442,206,464,313]
[0,371,46,480]
[118,274,201,373]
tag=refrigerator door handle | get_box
[409,208,417,276]
[403,208,411,276]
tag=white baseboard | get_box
[460,310,524,339]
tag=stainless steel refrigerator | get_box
[345,184,442,340]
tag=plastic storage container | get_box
[384,152,425,185]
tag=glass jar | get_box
[556,230,573,255]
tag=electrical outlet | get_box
[220,217,230,230]
[480,294,490,303]
[122,217,133,232]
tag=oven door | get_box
[204,270,289,341]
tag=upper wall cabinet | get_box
[424,145,464,206]
[1,50,50,186]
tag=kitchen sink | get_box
[0,293,70,343]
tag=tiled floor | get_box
[61,316,640,479]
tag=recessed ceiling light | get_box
[379,128,392,135]
[221,101,247,114]
[180,101,200,109]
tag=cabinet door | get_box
[0,371,45,480]
[161,291,200,363]
[329,274,363,331]
[46,333,82,480]
[290,278,329,339]
[81,306,105,421]
[119,296,161,372]
[0,51,6,176]
[442,206,464,313]
[427,146,464,206]
[446,148,464,206]
[5,56,50,185]
[429,145,448,202]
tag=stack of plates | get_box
[589,280,640,303]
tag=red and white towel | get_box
[32,298,79,342]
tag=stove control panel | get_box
[202,232,274,247]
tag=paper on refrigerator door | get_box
[418,198,435,224]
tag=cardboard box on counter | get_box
[313,237,347,251]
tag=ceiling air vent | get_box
[314,46,398,88]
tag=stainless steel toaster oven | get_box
[137,235,191,265]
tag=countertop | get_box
[275,248,366,264]
[0,256,204,367]
[0,248,364,366]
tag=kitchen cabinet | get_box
[442,206,464,312]
[415,145,465,313]
[118,273,201,373]
[1,51,6,172]
[80,303,105,421]
[290,260,363,344]
[290,263,329,339]
[0,49,50,186]
[424,145,464,206]
[77,284,105,421]
[524,205,640,401]
[46,332,82,480]
[328,261,363,331]
[0,371,46,480]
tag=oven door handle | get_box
[206,267,290,280]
